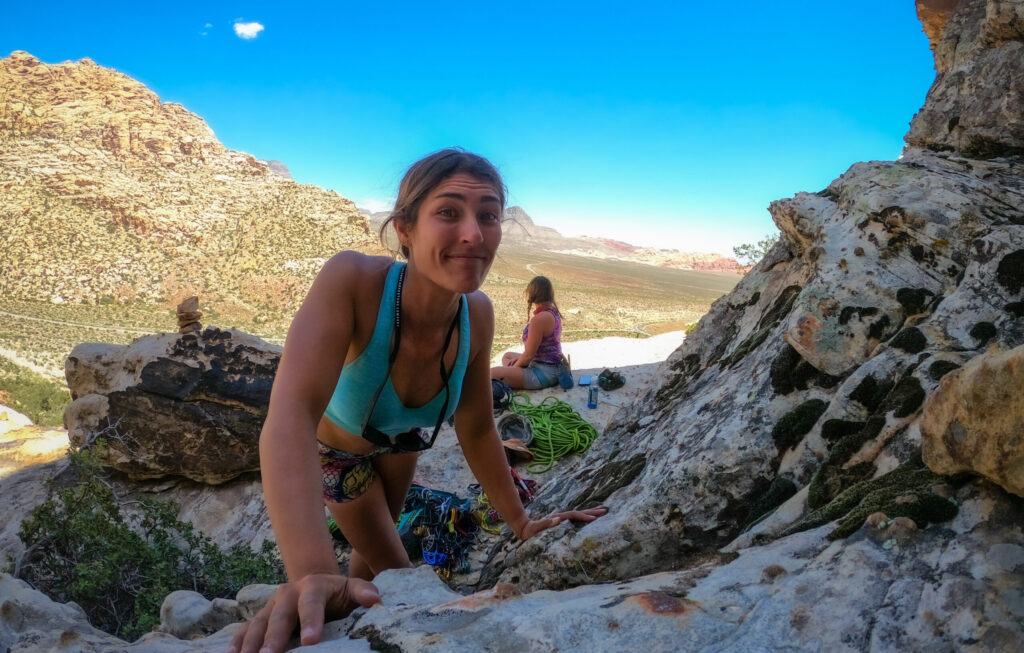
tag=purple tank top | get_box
[522,306,563,365]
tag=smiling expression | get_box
[396,172,503,294]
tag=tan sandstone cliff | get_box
[0,51,379,314]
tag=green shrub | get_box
[733,233,780,267]
[0,356,71,426]
[10,447,285,641]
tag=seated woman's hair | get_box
[379,148,507,258]
[526,276,557,311]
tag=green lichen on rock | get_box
[890,327,928,353]
[969,321,997,344]
[771,399,828,451]
[995,250,1024,294]
[721,326,773,368]
[655,353,702,404]
[807,461,876,511]
[807,416,884,509]
[718,285,804,369]
[820,419,867,445]
[928,360,961,381]
[567,453,646,510]
[770,344,841,395]
[896,287,935,315]
[707,322,740,366]
[786,453,958,540]
[758,285,802,330]
[743,476,798,529]
[880,376,925,418]
[848,374,894,412]
[807,372,926,510]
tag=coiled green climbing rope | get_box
[509,395,599,473]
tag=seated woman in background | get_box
[490,275,567,389]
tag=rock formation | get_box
[63,327,279,483]
[2,0,1023,650]
[478,0,1024,592]
[0,51,380,313]
[176,296,202,333]
[921,343,1024,496]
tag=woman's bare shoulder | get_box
[301,252,393,315]
[320,251,393,279]
[464,290,495,341]
[529,309,557,327]
[464,289,494,316]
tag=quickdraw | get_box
[396,484,480,574]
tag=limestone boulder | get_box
[159,591,243,640]
[63,327,280,484]
[921,343,1024,496]
[907,0,1024,156]
[477,0,1024,592]
[481,145,1024,592]
[2,482,1020,652]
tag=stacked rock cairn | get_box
[176,296,203,333]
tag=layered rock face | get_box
[481,0,1024,612]
[907,0,1024,155]
[0,51,378,311]
[63,327,279,483]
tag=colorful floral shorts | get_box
[317,440,381,504]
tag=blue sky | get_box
[2,2,935,256]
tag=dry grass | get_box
[0,247,737,380]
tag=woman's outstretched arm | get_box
[457,294,606,539]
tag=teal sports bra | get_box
[323,262,471,436]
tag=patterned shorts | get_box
[317,440,381,504]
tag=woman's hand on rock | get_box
[228,573,380,653]
[516,505,609,540]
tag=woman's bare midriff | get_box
[315,416,381,456]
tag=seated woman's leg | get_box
[490,364,528,388]
[501,351,521,366]
[327,450,419,580]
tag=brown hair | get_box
[379,148,507,258]
[525,275,558,317]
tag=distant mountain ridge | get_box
[363,205,740,272]
[0,51,379,315]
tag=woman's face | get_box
[397,172,503,294]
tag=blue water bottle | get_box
[587,384,598,408]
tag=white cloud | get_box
[204,22,213,28]
[358,198,395,214]
[233,21,265,39]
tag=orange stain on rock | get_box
[626,591,700,616]
[430,582,523,613]
[791,314,822,352]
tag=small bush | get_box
[733,233,780,267]
[0,356,71,426]
[10,446,284,641]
